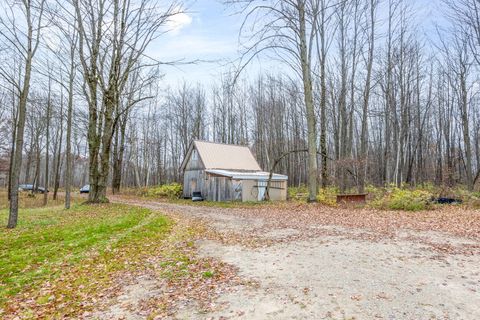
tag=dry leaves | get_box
[7,196,475,319]
[114,196,480,255]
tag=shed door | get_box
[233,180,242,201]
[190,178,197,196]
[257,180,267,201]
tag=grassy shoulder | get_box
[0,203,170,306]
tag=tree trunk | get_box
[64,29,77,210]
[358,0,376,194]
[112,114,127,194]
[8,92,18,202]
[43,75,51,206]
[460,69,474,190]
[53,94,63,200]
[298,1,318,202]
[8,55,33,228]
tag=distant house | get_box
[180,140,288,201]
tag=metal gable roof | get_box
[188,140,262,171]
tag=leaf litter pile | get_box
[261,204,479,255]
[117,197,480,256]
[230,203,480,255]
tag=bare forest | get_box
[1,0,480,225]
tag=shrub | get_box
[288,185,308,200]
[371,187,433,211]
[449,186,480,209]
[416,182,437,193]
[142,183,183,199]
[316,187,338,206]
[365,184,386,201]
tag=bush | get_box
[365,184,386,201]
[448,186,480,209]
[141,183,183,199]
[371,187,433,211]
[316,187,338,206]
[288,185,308,200]
[288,185,338,205]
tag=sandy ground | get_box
[100,198,480,320]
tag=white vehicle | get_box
[80,184,90,194]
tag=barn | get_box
[180,140,288,202]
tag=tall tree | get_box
[43,71,52,206]
[0,0,46,228]
[230,0,328,201]
[72,0,181,202]
[358,0,377,193]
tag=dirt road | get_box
[104,198,480,320]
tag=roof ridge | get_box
[194,140,252,148]
[191,140,262,171]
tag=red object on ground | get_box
[336,194,367,204]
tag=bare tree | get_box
[48,3,79,209]
[357,0,377,193]
[0,0,46,228]
[72,0,182,202]
[228,0,329,201]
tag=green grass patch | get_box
[0,203,171,307]
[202,271,214,278]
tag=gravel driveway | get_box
[111,198,480,320]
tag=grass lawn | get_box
[0,200,173,317]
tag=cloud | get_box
[166,12,193,35]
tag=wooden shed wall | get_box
[183,148,205,198]
[203,175,242,201]
[183,170,205,198]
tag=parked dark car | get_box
[18,184,48,194]
[192,191,204,202]
[80,184,90,194]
